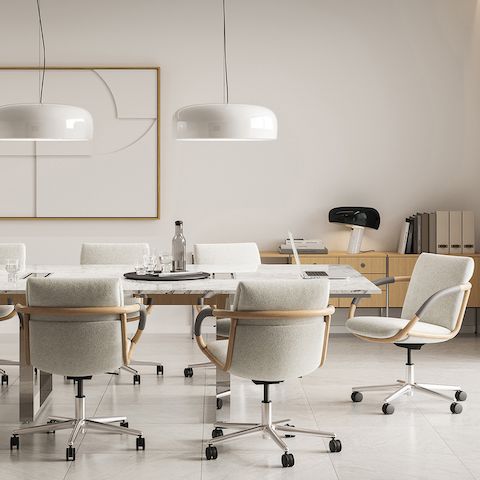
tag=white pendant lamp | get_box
[0,0,93,141]
[174,0,277,141]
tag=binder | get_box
[462,211,475,254]
[397,220,410,254]
[414,213,422,254]
[436,211,449,254]
[428,212,436,253]
[406,217,414,254]
[421,212,429,253]
[449,211,462,255]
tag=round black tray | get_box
[123,271,210,281]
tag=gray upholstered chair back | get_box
[401,253,474,330]
[229,279,330,382]
[80,243,150,265]
[0,243,26,269]
[26,278,125,377]
[193,243,261,265]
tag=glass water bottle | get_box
[172,220,186,272]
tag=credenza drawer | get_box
[338,256,386,274]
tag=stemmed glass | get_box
[5,258,20,283]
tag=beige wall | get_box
[0,0,479,262]
[1,0,480,335]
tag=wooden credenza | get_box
[261,251,480,309]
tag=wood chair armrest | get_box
[212,306,336,319]
[126,304,148,363]
[0,309,16,321]
[348,276,411,318]
[15,304,141,316]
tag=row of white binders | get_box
[397,211,475,255]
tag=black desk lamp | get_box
[329,207,380,254]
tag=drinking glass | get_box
[5,258,20,283]
[134,261,147,276]
[158,253,173,273]
[143,254,157,274]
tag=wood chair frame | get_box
[195,306,336,372]
[348,276,472,343]
[15,304,144,366]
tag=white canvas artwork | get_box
[0,67,160,218]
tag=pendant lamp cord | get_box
[36,0,46,104]
[222,0,229,104]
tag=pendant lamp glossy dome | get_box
[175,103,277,141]
[0,103,93,141]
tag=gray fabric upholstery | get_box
[216,318,231,337]
[0,305,14,318]
[26,278,126,377]
[345,316,452,344]
[401,253,474,330]
[207,279,330,382]
[194,243,261,337]
[0,243,26,269]
[80,243,150,265]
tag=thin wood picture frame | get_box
[0,66,161,220]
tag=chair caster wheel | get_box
[455,390,467,401]
[216,398,223,410]
[184,367,193,378]
[1,374,8,386]
[212,427,223,438]
[450,402,463,414]
[281,452,295,467]
[382,403,395,415]
[156,365,164,375]
[66,446,75,461]
[10,435,19,450]
[120,421,129,428]
[136,436,145,450]
[284,424,296,438]
[205,445,218,460]
[47,419,57,433]
[351,391,363,403]
[133,374,141,385]
[329,439,342,453]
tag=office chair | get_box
[184,242,261,409]
[195,279,341,467]
[10,278,146,461]
[80,243,163,383]
[0,243,26,385]
[346,253,473,414]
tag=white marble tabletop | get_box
[0,264,381,297]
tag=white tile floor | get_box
[1,333,480,479]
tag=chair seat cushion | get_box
[0,305,14,318]
[346,316,452,344]
[206,340,228,364]
[216,318,231,337]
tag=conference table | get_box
[0,263,381,423]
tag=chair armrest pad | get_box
[194,307,214,337]
[138,304,147,330]
[415,283,471,318]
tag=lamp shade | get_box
[0,103,93,141]
[175,103,277,141]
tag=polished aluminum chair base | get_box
[207,399,341,465]
[352,362,467,414]
[11,378,144,460]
